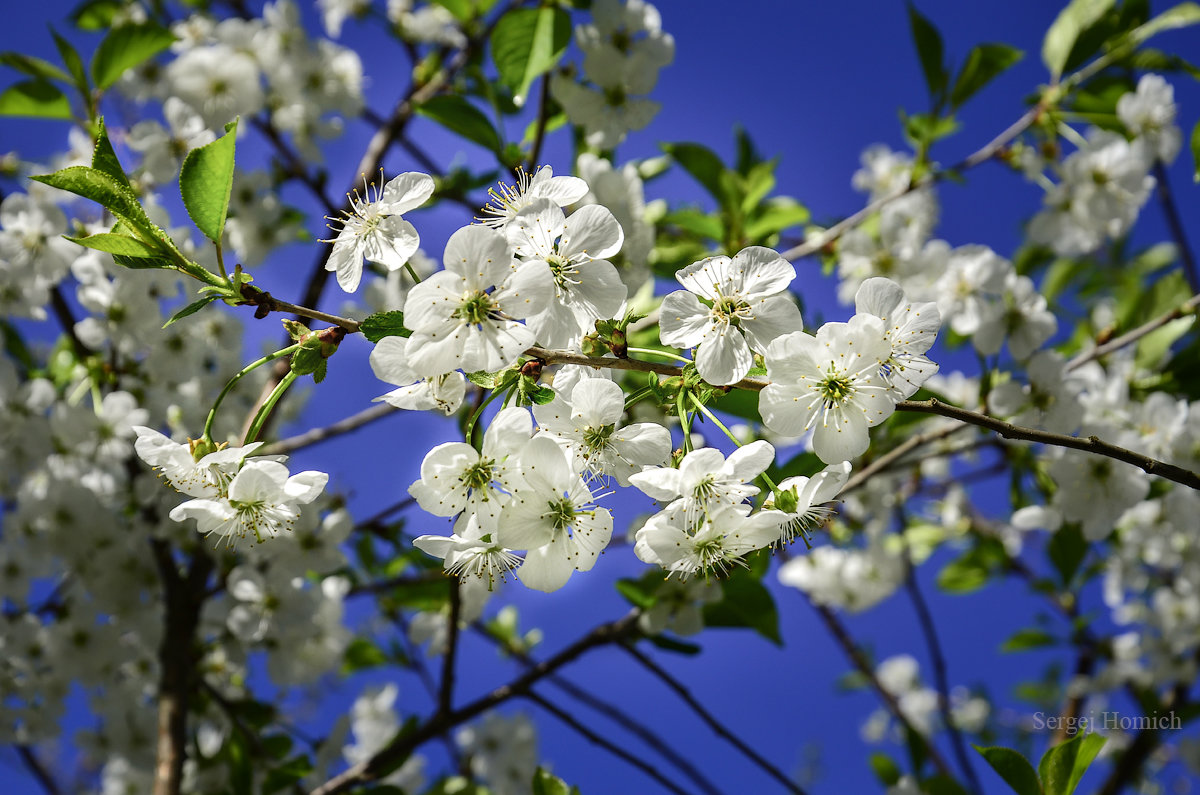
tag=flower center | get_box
[547,497,577,531]
[713,296,750,325]
[581,424,614,454]
[817,369,854,406]
[460,458,495,491]
[454,291,495,326]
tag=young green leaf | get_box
[72,0,126,30]
[0,52,72,84]
[65,232,162,257]
[1039,732,1105,795]
[1130,1,1200,44]
[163,296,219,328]
[90,22,176,91]
[1001,628,1057,653]
[951,43,1023,108]
[0,81,72,120]
[907,3,948,101]
[702,569,782,645]
[32,166,164,246]
[661,142,729,205]
[490,6,571,104]
[179,118,239,244]
[1046,523,1087,585]
[532,768,575,795]
[1042,0,1116,80]
[360,310,410,343]
[91,118,131,187]
[416,95,504,153]
[974,745,1043,795]
[51,29,89,96]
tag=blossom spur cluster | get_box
[133,427,328,547]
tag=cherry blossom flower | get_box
[765,460,853,544]
[132,426,264,497]
[634,502,786,578]
[660,246,802,386]
[760,314,895,464]
[369,335,465,416]
[324,171,435,293]
[404,225,552,375]
[628,440,775,525]
[854,277,940,399]
[477,166,588,230]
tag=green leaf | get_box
[974,745,1043,795]
[661,142,728,205]
[532,767,572,795]
[71,0,126,30]
[869,752,902,786]
[1038,732,1105,795]
[0,52,72,83]
[0,81,72,120]
[263,755,314,794]
[702,568,782,645]
[342,638,388,673]
[179,118,238,243]
[745,197,810,240]
[937,549,991,593]
[1191,119,1200,182]
[1042,0,1116,79]
[951,43,1023,107]
[51,29,90,103]
[361,310,411,343]
[91,22,176,91]
[65,232,161,257]
[907,3,947,101]
[924,776,971,795]
[416,95,503,153]
[1131,1,1200,43]
[615,576,659,610]
[1046,524,1087,585]
[91,118,130,187]
[163,296,219,328]
[1002,628,1057,652]
[32,166,170,252]
[490,6,571,104]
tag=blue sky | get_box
[2,0,1199,793]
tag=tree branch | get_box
[475,623,721,795]
[842,424,970,494]
[897,398,1200,491]
[1152,160,1199,293]
[309,611,640,795]
[437,580,462,716]
[1066,291,1200,371]
[15,746,61,795]
[524,691,697,795]
[262,403,396,456]
[622,643,809,795]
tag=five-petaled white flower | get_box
[413,513,522,589]
[765,461,852,545]
[854,277,940,399]
[659,246,802,386]
[169,460,328,547]
[635,502,786,578]
[133,426,264,498]
[506,198,626,349]
[477,165,589,230]
[497,436,613,593]
[534,373,671,485]
[324,171,435,293]
[369,335,466,416]
[760,314,895,464]
[628,440,775,525]
[404,225,552,376]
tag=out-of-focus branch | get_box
[1152,161,1199,292]
[1066,291,1200,371]
[262,403,396,456]
[15,746,61,795]
[622,644,810,795]
[437,580,462,716]
[523,691,697,795]
[309,611,640,795]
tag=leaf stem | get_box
[204,343,302,442]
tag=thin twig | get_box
[842,424,970,494]
[524,691,697,795]
[15,746,61,795]
[897,398,1200,491]
[309,611,640,795]
[1152,160,1199,293]
[262,403,396,456]
[49,286,93,361]
[622,644,808,795]
[808,600,960,782]
[1095,671,1192,795]
[526,73,552,172]
[1066,292,1200,371]
[781,106,1042,261]
[438,580,462,716]
[474,623,721,795]
[902,547,983,795]
[251,117,338,215]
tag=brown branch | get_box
[49,285,93,361]
[902,550,983,795]
[896,398,1200,491]
[842,424,970,494]
[622,644,809,795]
[262,402,396,456]
[526,72,553,172]
[150,542,214,795]
[781,106,1042,261]
[251,116,338,216]
[237,284,362,334]
[308,611,640,795]
[1095,674,1191,795]
[437,580,462,716]
[523,691,698,795]
[474,623,722,795]
[1066,292,1200,371]
[15,746,61,795]
[1152,160,1199,293]
[808,599,960,782]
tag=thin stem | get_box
[525,72,552,171]
[214,243,227,281]
[627,346,692,364]
[1066,291,1200,371]
[204,343,301,442]
[523,691,697,795]
[308,611,640,795]
[244,370,298,445]
[622,644,809,795]
[264,403,397,456]
[842,424,970,494]
[465,385,508,447]
[902,546,984,795]
[438,580,462,716]
[15,746,61,795]
[690,393,778,493]
[1152,160,1199,293]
